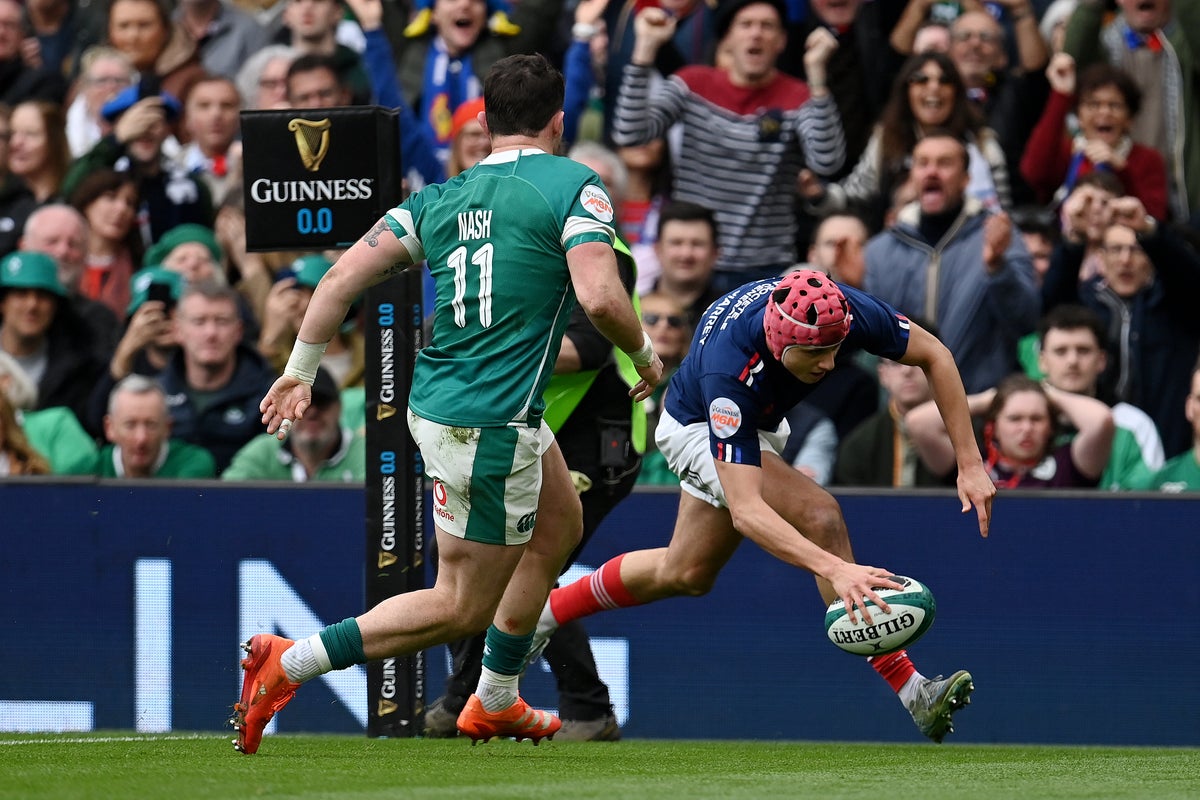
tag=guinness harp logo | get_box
[288,117,332,172]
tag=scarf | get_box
[983,422,1044,489]
[422,38,480,164]
[1061,132,1133,196]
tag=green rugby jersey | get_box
[386,148,616,427]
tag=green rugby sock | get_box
[477,627,533,712]
[480,625,533,675]
[318,617,366,670]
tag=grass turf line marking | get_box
[0,733,213,746]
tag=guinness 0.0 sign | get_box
[241,106,402,251]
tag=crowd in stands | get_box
[0,0,1198,493]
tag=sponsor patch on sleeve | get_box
[580,184,615,223]
[708,397,742,438]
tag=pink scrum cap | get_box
[763,269,852,358]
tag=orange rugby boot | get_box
[230,634,301,754]
[455,693,561,745]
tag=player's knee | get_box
[666,563,720,597]
[528,502,582,561]
[804,499,849,550]
[455,605,497,636]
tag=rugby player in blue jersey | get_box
[531,268,996,742]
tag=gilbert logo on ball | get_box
[824,575,936,656]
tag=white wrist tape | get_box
[627,331,655,368]
[283,339,328,384]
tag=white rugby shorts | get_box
[655,409,791,508]
[408,408,554,545]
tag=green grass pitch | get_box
[1,733,1197,799]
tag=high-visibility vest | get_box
[541,237,646,452]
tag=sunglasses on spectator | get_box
[951,30,1000,44]
[643,312,687,329]
[908,73,954,87]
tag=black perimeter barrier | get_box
[241,106,425,737]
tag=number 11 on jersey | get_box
[448,243,495,329]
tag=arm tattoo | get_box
[382,263,408,278]
[364,218,391,247]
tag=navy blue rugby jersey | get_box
[664,278,912,466]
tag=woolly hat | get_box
[715,0,788,41]
[450,97,486,140]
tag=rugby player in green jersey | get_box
[232,53,663,754]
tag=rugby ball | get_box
[824,575,936,656]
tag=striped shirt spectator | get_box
[611,0,845,284]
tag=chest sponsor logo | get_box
[709,397,742,439]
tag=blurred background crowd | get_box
[0,0,1198,494]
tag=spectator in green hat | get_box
[144,222,224,282]
[257,252,363,389]
[146,221,262,345]
[0,250,106,427]
[120,266,182,374]
[83,265,184,436]
[127,264,184,318]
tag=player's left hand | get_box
[629,352,664,402]
[260,375,313,440]
[957,462,996,538]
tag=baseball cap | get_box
[101,81,182,124]
[762,268,851,358]
[0,251,67,297]
[715,0,788,41]
[309,366,341,407]
[127,266,184,316]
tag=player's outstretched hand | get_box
[629,352,664,402]
[260,375,313,440]
[958,462,995,538]
[827,564,903,625]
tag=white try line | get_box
[0,733,213,746]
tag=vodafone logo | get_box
[708,397,742,438]
[580,185,614,223]
[432,479,455,522]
